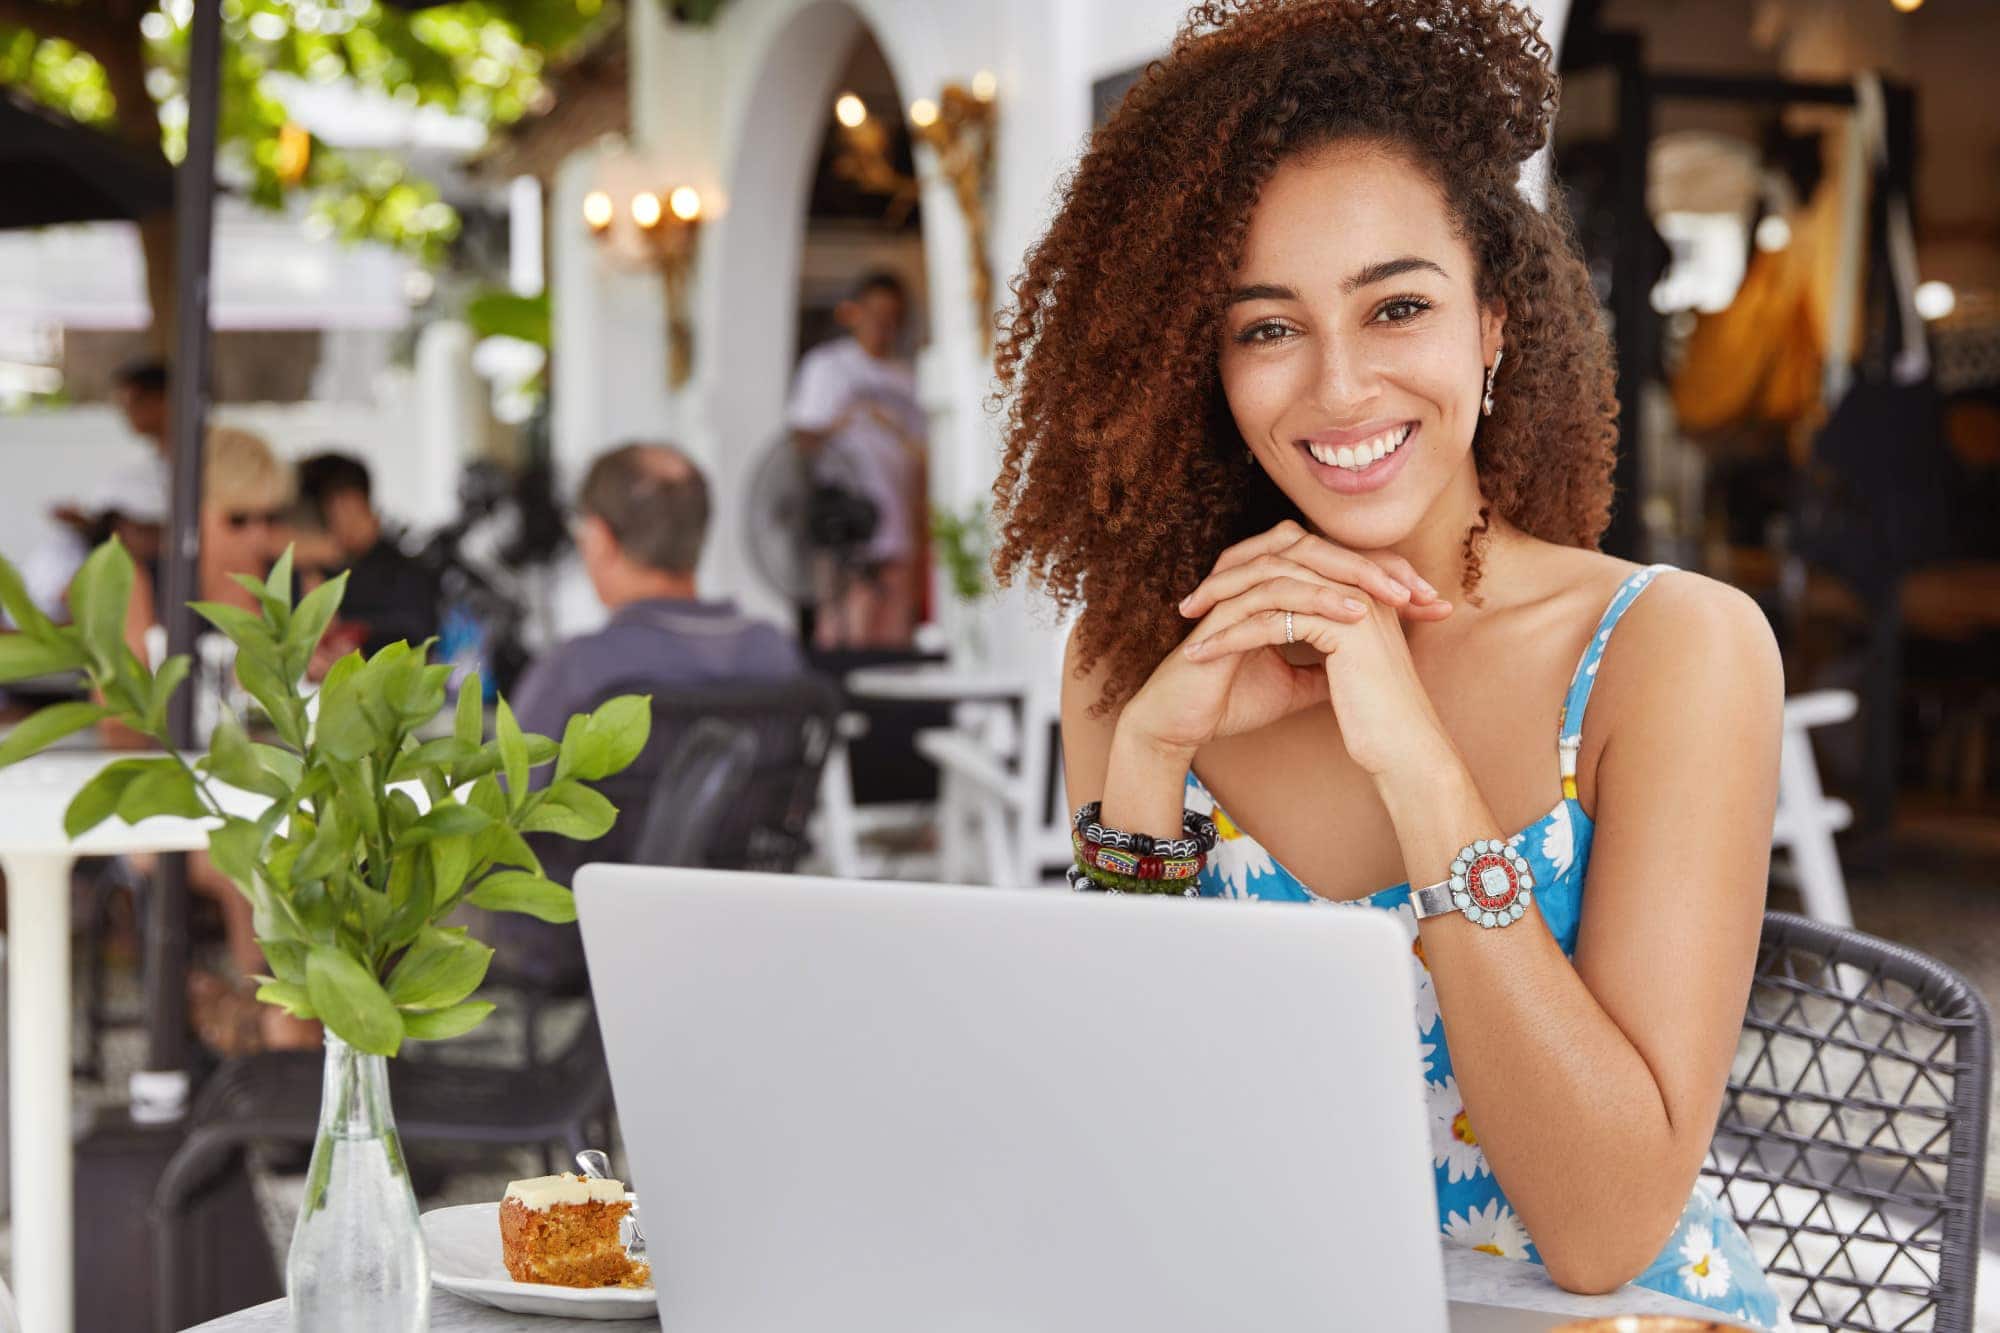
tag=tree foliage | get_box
[0,0,611,262]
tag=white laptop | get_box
[576,866,1449,1333]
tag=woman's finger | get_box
[1183,549,1407,618]
[1185,575,1369,642]
[1205,520,1310,579]
[1185,607,1344,662]
[1359,548,1440,604]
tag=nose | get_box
[1311,328,1381,414]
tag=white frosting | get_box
[504,1172,625,1211]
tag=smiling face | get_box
[1218,139,1503,552]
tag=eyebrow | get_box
[1225,256,1450,306]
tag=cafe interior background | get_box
[0,0,1997,1327]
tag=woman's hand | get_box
[1176,522,1455,778]
[1120,521,1450,758]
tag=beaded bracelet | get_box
[1071,830,1203,881]
[1066,863,1198,897]
[1071,802,1218,861]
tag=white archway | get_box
[694,0,982,627]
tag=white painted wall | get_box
[557,0,1574,664]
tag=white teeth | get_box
[1304,423,1414,471]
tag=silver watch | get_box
[1412,838,1533,929]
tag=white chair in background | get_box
[916,621,1073,888]
[1771,689,1858,927]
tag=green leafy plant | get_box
[930,499,991,604]
[0,538,647,1056]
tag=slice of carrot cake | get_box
[498,1172,650,1289]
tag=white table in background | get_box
[0,751,266,1333]
[817,666,1028,879]
[189,1246,1742,1331]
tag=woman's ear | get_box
[1481,301,1508,365]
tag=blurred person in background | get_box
[787,270,928,649]
[14,359,175,626]
[486,442,805,986]
[296,451,440,657]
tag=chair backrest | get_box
[630,720,761,867]
[598,673,846,873]
[1703,912,1991,1333]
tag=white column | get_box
[509,175,546,298]
[414,319,482,530]
[6,851,77,1333]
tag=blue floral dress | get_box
[1185,564,1788,1331]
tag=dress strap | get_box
[1556,564,1676,800]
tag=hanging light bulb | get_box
[835,93,867,128]
[631,191,663,229]
[909,98,940,128]
[1890,0,1923,12]
[582,190,614,232]
[669,187,703,222]
[971,70,998,102]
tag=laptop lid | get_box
[576,866,1448,1333]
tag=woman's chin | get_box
[1292,501,1423,555]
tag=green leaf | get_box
[385,925,492,1009]
[208,815,269,890]
[381,854,435,951]
[292,807,349,884]
[254,980,315,1019]
[496,697,530,810]
[454,673,484,747]
[267,547,296,613]
[386,737,478,784]
[570,694,652,781]
[62,758,158,838]
[0,632,87,683]
[0,701,111,768]
[283,571,348,675]
[553,714,589,782]
[479,822,543,876]
[143,654,191,734]
[304,946,404,1056]
[464,870,575,923]
[251,744,306,788]
[190,600,278,652]
[315,652,378,762]
[400,1000,495,1041]
[466,774,506,821]
[229,570,291,632]
[520,782,618,841]
[114,760,206,824]
[202,715,291,799]
[234,648,306,749]
[428,834,474,906]
[0,553,56,640]
[68,539,134,674]
[260,938,309,985]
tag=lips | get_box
[1293,422,1419,496]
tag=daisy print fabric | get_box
[1177,564,1789,1331]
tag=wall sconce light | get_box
[827,77,1000,348]
[909,76,999,350]
[583,182,705,388]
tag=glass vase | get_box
[287,1032,430,1332]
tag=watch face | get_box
[1448,840,1533,928]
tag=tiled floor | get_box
[8,820,2000,1330]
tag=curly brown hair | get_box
[991,0,1618,708]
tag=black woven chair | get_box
[1703,912,1991,1333]
[486,672,846,1062]
[148,721,766,1333]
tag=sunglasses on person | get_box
[222,508,285,531]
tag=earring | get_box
[1481,347,1504,417]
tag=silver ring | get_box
[1283,610,1296,645]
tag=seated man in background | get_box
[296,451,439,656]
[485,442,806,984]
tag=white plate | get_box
[421,1201,657,1321]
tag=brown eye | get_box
[1374,297,1432,324]
[1233,321,1292,345]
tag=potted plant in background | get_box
[0,539,648,1332]
[929,498,992,665]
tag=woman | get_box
[993,2,1787,1327]
[106,425,311,1051]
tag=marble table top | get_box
[188,1245,1744,1332]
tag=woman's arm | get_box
[1390,575,1780,1292]
[1059,626,1193,840]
